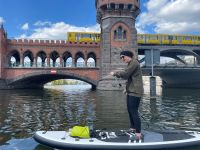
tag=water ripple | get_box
[0,86,200,150]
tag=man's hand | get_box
[110,72,115,76]
[123,89,127,95]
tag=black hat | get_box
[120,51,133,58]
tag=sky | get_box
[0,0,200,40]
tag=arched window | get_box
[77,58,85,67]
[66,57,72,67]
[117,26,123,40]
[114,30,117,40]
[87,58,95,67]
[37,51,47,67]
[123,30,127,39]
[24,56,31,67]
[8,50,20,67]
[114,26,127,41]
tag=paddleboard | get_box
[33,129,200,149]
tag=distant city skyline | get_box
[0,0,200,40]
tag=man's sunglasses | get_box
[120,56,125,59]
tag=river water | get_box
[0,82,200,150]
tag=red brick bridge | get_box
[0,27,100,89]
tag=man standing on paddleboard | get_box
[111,50,144,140]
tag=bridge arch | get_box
[75,52,85,67]
[23,50,34,67]
[87,52,96,67]
[63,51,72,67]
[50,51,60,67]
[36,51,47,67]
[193,49,200,55]
[160,48,200,64]
[7,71,97,89]
[7,50,20,67]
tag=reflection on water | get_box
[0,85,200,150]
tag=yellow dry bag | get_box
[70,126,90,138]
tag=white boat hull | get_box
[33,130,200,149]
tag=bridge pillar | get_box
[59,56,63,67]
[150,76,156,99]
[84,58,87,67]
[33,57,36,67]
[72,58,75,67]
[96,58,100,68]
[47,57,50,67]
[96,0,140,90]
[20,53,24,67]
[0,24,7,78]
[144,48,159,97]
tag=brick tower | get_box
[96,0,140,90]
[0,24,7,79]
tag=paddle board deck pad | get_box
[33,129,200,149]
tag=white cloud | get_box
[34,21,52,27]
[137,0,200,34]
[17,0,200,39]
[17,21,100,40]
[21,23,29,30]
[0,17,5,25]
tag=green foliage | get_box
[51,79,85,85]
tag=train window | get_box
[146,35,149,40]
[124,4,128,9]
[75,34,81,41]
[128,4,132,10]
[119,4,124,9]
[163,35,168,40]
[115,4,119,9]
[169,35,173,40]
[91,35,95,41]
[82,34,91,38]
[149,35,158,40]
[177,36,182,40]
[110,3,115,9]
[172,36,177,40]
[185,36,191,40]
[137,35,142,40]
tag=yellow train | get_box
[67,32,200,45]
[137,34,200,45]
[67,32,100,42]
